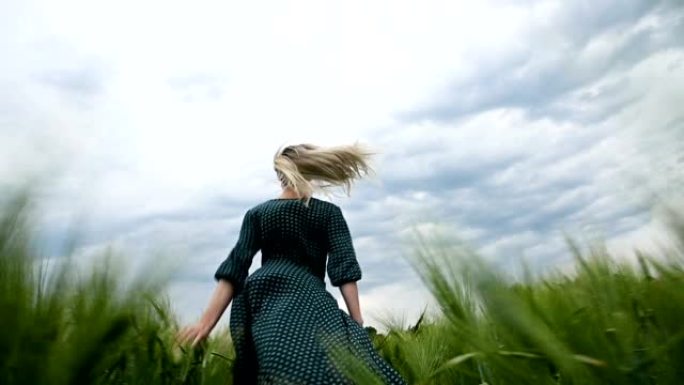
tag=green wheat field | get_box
[2,190,683,385]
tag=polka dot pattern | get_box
[214,197,407,384]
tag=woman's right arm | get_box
[340,281,363,326]
[327,205,364,326]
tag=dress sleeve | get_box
[214,208,261,294]
[326,205,362,287]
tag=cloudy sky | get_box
[1,0,683,329]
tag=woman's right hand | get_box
[340,282,364,327]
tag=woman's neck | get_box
[278,187,301,199]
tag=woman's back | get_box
[214,197,362,295]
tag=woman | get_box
[178,143,407,384]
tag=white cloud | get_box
[1,0,683,329]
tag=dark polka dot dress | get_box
[214,197,407,385]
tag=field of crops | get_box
[2,192,683,385]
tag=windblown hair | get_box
[273,143,374,205]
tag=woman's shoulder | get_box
[252,196,340,212]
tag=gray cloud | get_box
[3,0,682,327]
[37,66,105,98]
[347,0,684,279]
[404,0,684,124]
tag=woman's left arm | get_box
[177,279,235,347]
[178,208,260,347]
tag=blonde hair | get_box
[273,143,374,205]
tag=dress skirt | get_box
[229,259,407,385]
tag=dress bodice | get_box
[214,197,362,293]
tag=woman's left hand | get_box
[176,280,234,348]
[177,321,213,348]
